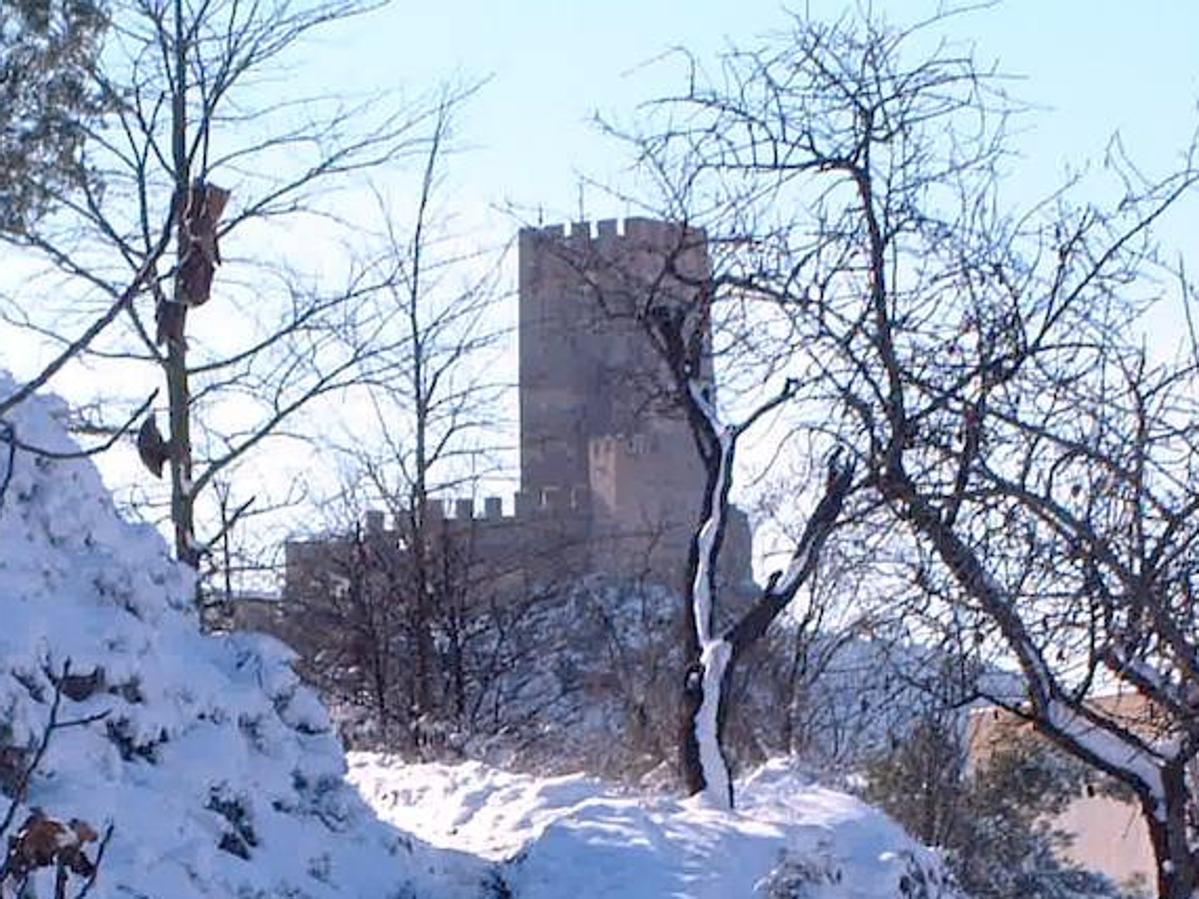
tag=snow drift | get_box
[351,754,963,898]
[0,376,488,898]
[0,374,961,898]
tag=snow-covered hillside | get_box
[0,375,959,898]
[0,377,491,898]
[351,754,961,898]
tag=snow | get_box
[351,754,961,898]
[0,374,487,898]
[695,638,733,807]
[0,373,962,898]
[687,380,730,648]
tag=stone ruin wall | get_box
[285,217,754,598]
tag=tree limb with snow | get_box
[612,5,1199,892]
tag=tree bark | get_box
[1145,762,1199,899]
[676,426,852,807]
[165,0,197,573]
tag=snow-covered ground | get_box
[0,375,491,898]
[1,373,958,898]
[351,754,960,898]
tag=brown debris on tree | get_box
[155,180,230,345]
[177,181,229,307]
[136,413,170,478]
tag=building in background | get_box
[281,218,754,607]
[968,694,1161,892]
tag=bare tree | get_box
[283,496,623,761]
[539,224,854,807]
[1,0,474,603]
[292,96,511,738]
[343,120,507,721]
[647,301,853,808]
[281,507,416,750]
[270,98,524,751]
[618,6,1199,893]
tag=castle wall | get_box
[515,217,754,591]
[283,217,755,613]
[283,497,596,616]
[518,218,710,498]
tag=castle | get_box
[284,217,753,599]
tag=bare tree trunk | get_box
[677,445,723,799]
[676,450,852,807]
[1145,763,1199,899]
[166,0,197,572]
[645,307,854,807]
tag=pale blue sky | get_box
[6,0,1198,562]
[309,0,1199,227]
[305,1,1199,577]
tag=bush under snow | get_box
[0,375,963,898]
[0,376,489,898]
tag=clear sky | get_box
[307,0,1199,232]
[4,0,1198,571]
[318,0,1196,573]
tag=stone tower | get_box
[283,218,753,608]
[518,218,750,588]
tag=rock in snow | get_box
[0,373,959,898]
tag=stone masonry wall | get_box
[285,218,753,602]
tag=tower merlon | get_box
[519,217,706,249]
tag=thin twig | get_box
[0,232,172,418]
[0,421,14,512]
[0,391,157,461]
[72,822,114,899]
[0,662,111,840]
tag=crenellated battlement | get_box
[519,216,710,520]
[359,487,593,534]
[519,216,703,248]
